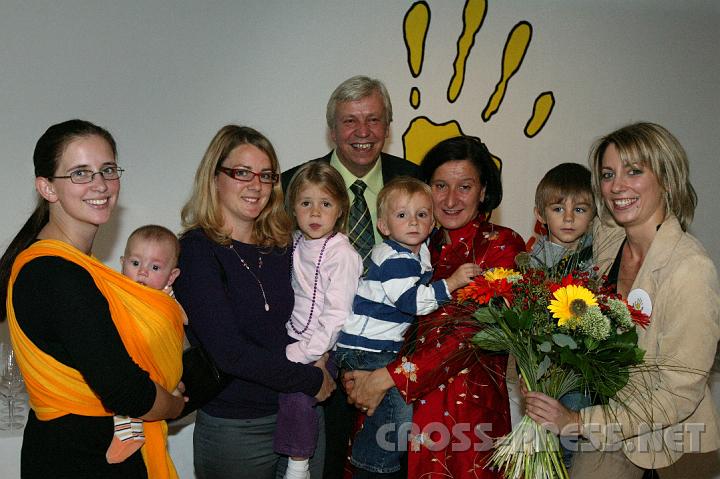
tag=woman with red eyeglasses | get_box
[174,125,335,479]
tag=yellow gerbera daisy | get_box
[483,267,521,282]
[548,284,597,326]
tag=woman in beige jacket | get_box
[525,122,720,477]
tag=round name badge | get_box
[627,288,652,317]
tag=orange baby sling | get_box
[6,240,184,479]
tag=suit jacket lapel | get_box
[632,216,682,294]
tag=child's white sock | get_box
[284,458,310,479]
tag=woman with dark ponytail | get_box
[1,120,185,478]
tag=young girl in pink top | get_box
[276,162,363,479]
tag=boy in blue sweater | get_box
[530,162,595,468]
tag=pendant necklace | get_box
[229,244,270,311]
[289,232,336,335]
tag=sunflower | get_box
[548,284,597,326]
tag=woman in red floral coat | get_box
[344,136,525,478]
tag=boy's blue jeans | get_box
[334,347,412,474]
[559,391,592,469]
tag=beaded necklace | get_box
[289,232,336,335]
[229,244,269,312]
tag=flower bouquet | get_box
[456,264,650,479]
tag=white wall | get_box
[0,0,717,268]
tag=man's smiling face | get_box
[331,90,389,178]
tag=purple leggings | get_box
[273,353,338,457]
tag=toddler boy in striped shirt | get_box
[335,177,479,476]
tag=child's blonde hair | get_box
[377,176,433,221]
[285,162,350,234]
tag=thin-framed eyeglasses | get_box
[49,166,124,184]
[216,166,279,184]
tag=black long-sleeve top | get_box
[13,255,156,478]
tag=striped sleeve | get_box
[376,256,450,315]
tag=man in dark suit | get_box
[282,76,417,479]
[282,75,418,247]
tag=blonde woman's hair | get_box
[589,122,697,231]
[181,125,291,247]
[285,162,350,234]
[377,176,433,221]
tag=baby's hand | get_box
[445,263,482,292]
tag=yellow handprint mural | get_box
[402,0,555,165]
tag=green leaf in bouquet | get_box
[518,309,534,329]
[634,347,646,363]
[502,308,533,330]
[473,307,497,324]
[502,309,521,329]
[552,333,578,350]
[472,329,508,352]
[538,341,552,353]
[617,349,647,368]
[594,340,634,355]
[596,369,629,397]
[558,348,591,378]
[615,329,638,346]
[584,337,599,351]
[593,345,625,361]
[594,340,640,366]
[536,355,552,381]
